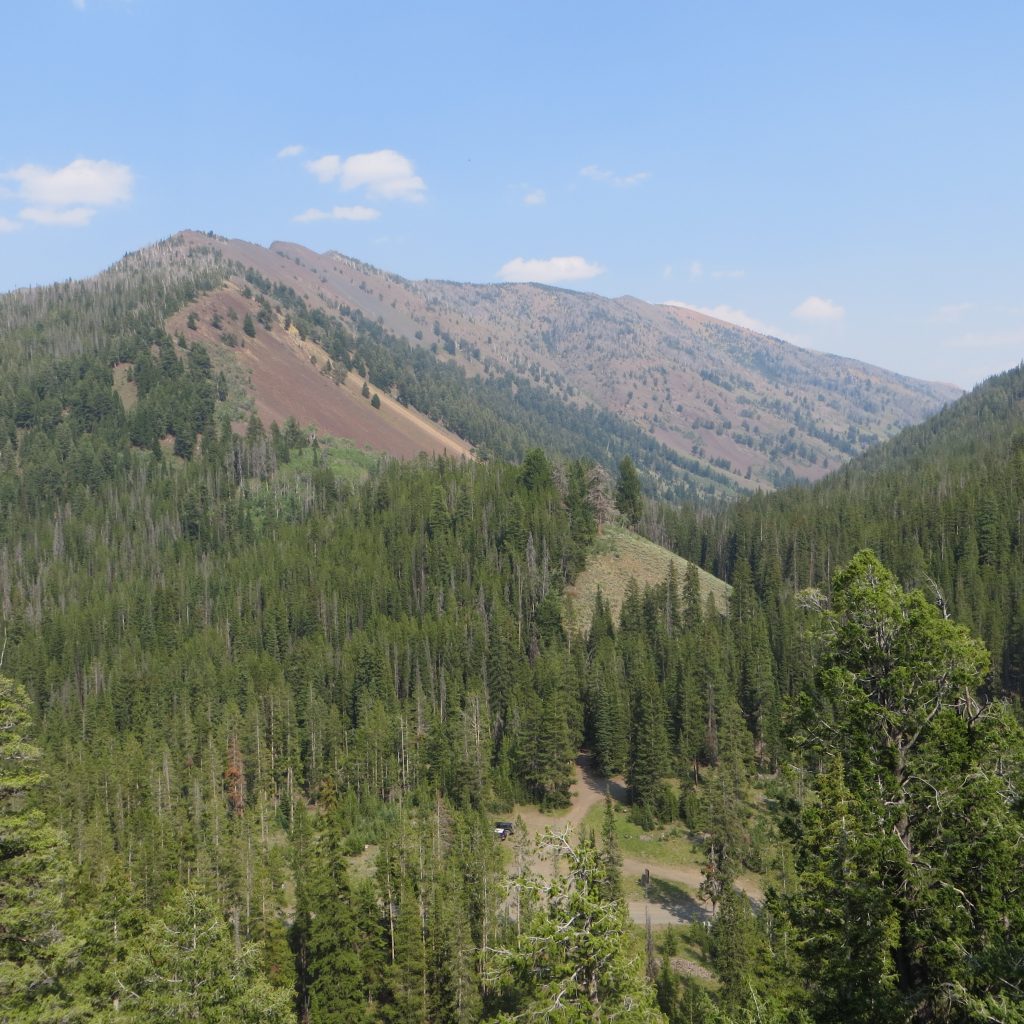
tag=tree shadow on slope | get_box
[637,875,710,924]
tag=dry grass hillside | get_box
[564,523,730,634]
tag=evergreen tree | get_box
[0,674,80,1022]
[615,456,644,528]
[299,816,371,1024]
[626,642,672,825]
[427,865,482,1024]
[71,858,148,1020]
[386,879,429,1024]
[598,794,623,902]
[488,832,667,1023]
[791,551,1024,1023]
[708,884,768,1014]
[121,885,292,1023]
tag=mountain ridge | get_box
[0,228,961,498]
[254,233,960,488]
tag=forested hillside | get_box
[1,255,1021,1022]
[654,361,1024,699]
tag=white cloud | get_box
[0,216,22,234]
[580,164,650,187]
[277,144,303,159]
[792,295,845,321]
[306,149,426,202]
[20,206,96,227]
[306,155,343,183]
[523,188,546,206]
[689,260,703,278]
[71,0,85,7]
[4,158,133,207]
[934,302,972,322]
[662,265,673,279]
[663,301,783,338]
[498,256,605,284]
[293,205,380,223]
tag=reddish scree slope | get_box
[165,271,472,461]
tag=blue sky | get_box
[2,1,1022,388]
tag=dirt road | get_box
[510,753,761,926]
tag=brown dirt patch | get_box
[511,754,760,927]
[167,283,473,460]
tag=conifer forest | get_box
[1,243,1022,1024]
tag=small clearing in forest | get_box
[564,523,730,634]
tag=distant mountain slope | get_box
[0,230,959,497]
[250,236,957,489]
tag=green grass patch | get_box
[581,800,704,871]
[283,433,379,485]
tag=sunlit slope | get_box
[564,523,730,633]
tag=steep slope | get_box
[164,278,471,460]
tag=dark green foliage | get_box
[120,885,293,1023]
[626,641,672,824]
[615,455,644,527]
[0,675,80,1022]
[488,832,667,1022]
[599,795,623,901]
[709,884,768,1011]
[789,552,1024,1023]
[297,817,371,1024]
